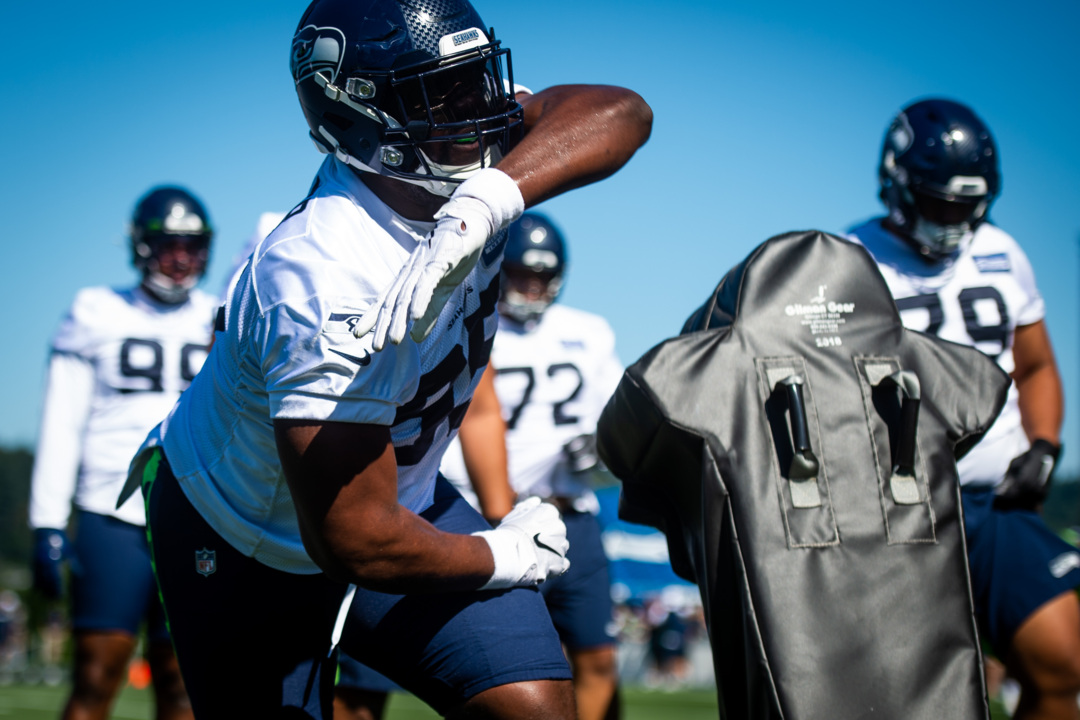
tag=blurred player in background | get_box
[29,186,216,720]
[124,0,652,717]
[849,98,1080,719]
[441,212,626,720]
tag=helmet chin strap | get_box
[315,125,498,200]
[143,272,195,304]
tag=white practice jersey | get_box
[848,219,1044,486]
[222,212,287,300]
[30,286,216,529]
[441,304,623,510]
[157,156,504,574]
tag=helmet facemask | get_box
[906,189,987,257]
[882,156,991,259]
[499,265,563,324]
[385,42,521,193]
[136,235,211,304]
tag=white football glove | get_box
[472,496,570,590]
[352,168,524,350]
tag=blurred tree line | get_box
[0,447,32,573]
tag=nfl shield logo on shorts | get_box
[195,548,217,577]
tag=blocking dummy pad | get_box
[597,231,1009,719]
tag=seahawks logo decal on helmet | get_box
[291,25,345,86]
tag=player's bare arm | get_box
[276,419,495,593]
[355,85,652,349]
[458,365,515,523]
[507,85,653,208]
[1011,320,1063,445]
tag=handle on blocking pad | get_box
[781,375,819,481]
[883,371,922,505]
[891,372,921,476]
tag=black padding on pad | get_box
[599,230,1009,719]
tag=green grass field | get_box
[0,682,1014,718]
[0,683,721,719]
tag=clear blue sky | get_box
[3,1,1079,473]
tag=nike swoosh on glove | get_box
[472,496,570,590]
[994,438,1061,512]
[353,168,524,350]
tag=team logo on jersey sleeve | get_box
[325,311,364,334]
[195,548,217,577]
[972,253,1011,273]
[323,311,373,366]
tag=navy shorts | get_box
[145,451,569,719]
[539,510,617,651]
[337,505,616,695]
[962,486,1080,652]
[71,510,168,641]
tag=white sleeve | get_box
[585,322,624,428]
[29,351,94,529]
[1009,242,1045,327]
[259,298,420,424]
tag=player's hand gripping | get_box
[472,496,570,590]
[32,528,70,600]
[994,439,1061,511]
[353,169,524,350]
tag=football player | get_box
[29,186,217,720]
[122,0,653,718]
[848,98,1080,720]
[441,213,626,720]
[333,367,513,720]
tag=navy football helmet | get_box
[500,213,567,323]
[879,98,1000,259]
[291,0,524,198]
[130,186,213,304]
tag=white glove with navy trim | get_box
[353,168,524,350]
[472,497,570,590]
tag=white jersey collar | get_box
[325,157,436,247]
